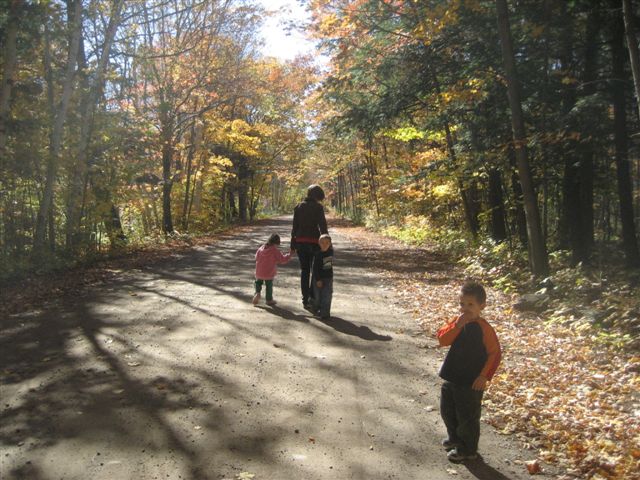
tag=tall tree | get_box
[64,0,125,249]
[131,0,259,233]
[0,0,24,160]
[495,0,549,275]
[610,1,640,266]
[33,0,83,255]
[622,0,640,120]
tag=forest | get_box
[1,1,640,479]
[1,0,639,278]
[2,0,640,281]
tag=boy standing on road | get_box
[436,281,501,463]
[311,234,333,319]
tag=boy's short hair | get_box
[461,280,486,304]
[318,234,331,242]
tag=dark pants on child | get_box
[254,279,273,301]
[440,381,483,454]
[296,243,318,306]
[312,277,333,318]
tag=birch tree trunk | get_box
[65,0,124,249]
[33,0,83,255]
[622,0,640,121]
[0,0,23,161]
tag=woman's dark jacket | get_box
[291,197,328,247]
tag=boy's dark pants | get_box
[312,277,333,318]
[296,243,318,305]
[440,381,484,454]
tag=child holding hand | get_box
[253,234,294,306]
[311,234,334,319]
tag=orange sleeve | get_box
[479,320,501,380]
[436,316,462,346]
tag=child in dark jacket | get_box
[253,234,293,306]
[436,281,501,463]
[311,234,333,319]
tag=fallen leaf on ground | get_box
[236,473,255,480]
[525,460,541,474]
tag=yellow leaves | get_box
[208,155,233,169]
[382,126,425,142]
[432,184,454,198]
[402,184,428,201]
[319,12,340,34]
[437,77,488,107]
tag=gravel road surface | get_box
[1,217,540,480]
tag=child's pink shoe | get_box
[252,293,261,305]
[266,300,277,306]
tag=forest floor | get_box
[1,216,638,480]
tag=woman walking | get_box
[290,184,328,310]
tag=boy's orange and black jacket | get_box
[437,317,501,387]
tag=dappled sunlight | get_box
[1,219,534,480]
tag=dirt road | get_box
[1,217,540,480]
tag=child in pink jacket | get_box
[253,234,294,306]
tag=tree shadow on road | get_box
[465,457,516,480]
[315,316,393,341]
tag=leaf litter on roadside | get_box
[340,225,640,480]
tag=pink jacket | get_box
[255,244,292,280]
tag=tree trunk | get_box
[622,0,640,120]
[611,5,640,266]
[91,176,126,247]
[227,186,237,220]
[186,154,203,230]
[558,2,579,253]
[364,137,380,217]
[496,0,549,276]
[488,168,507,242]
[33,0,83,255]
[65,0,124,249]
[237,157,249,222]
[576,6,601,260]
[0,0,22,161]
[160,113,175,234]
[508,149,528,248]
[181,120,198,230]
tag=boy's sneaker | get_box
[266,300,277,306]
[252,293,261,305]
[441,438,460,451]
[303,303,316,313]
[447,448,478,463]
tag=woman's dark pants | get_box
[296,243,318,306]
